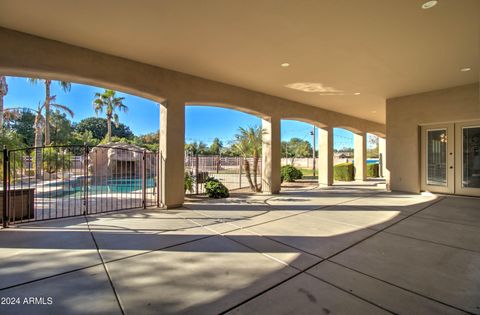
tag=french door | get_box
[421,120,480,196]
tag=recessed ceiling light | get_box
[371,110,377,113]
[421,1,438,9]
[281,63,290,68]
[460,67,471,72]
[354,92,361,95]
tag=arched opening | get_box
[1,75,161,225]
[184,105,263,195]
[333,127,355,182]
[280,119,318,185]
[366,133,380,179]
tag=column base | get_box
[161,203,184,209]
[262,189,280,195]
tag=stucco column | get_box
[379,137,390,189]
[318,127,333,186]
[354,132,367,181]
[262,116,281,194]
[159,100,185,208]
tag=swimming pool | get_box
[38,177,156,198]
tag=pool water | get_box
[39,177,156,198]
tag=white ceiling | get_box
[0,0,478,123]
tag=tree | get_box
[209,138,223,155]
[68,130,99,154]
[233,126,264,192]
[220,146,240,157]
[0,76,8,129]
[367,134,379,158]
[28,78,71,145]
[0,129,23,181]
[50,111,73,145]
[282,138,312,164]
[32,101,73,178]
[134,132,159,151]
[185,141,208,155]
[74,117,134,140]
[9,109,35,146]
[93,89,128,142]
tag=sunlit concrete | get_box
[0,186,478,314]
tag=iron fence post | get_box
[2,146,8,227]
[195,154,199,194]
[239,156,242,189]
[142,150,147,209]
[83,143,89,215]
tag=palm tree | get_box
[31,101,74,178]
[185,141,208,155]
[233,126,264,192]
[0,76,8,129]
[93,89,128,142]
[28,78,71,145]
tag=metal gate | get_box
[1,144,161,226]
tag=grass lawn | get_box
[298,167,316,176]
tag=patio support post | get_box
[354,132,367,181]
[159,100,185,208]
[262,115,281,194]
[318,127,333,186]
[379,137,390,189]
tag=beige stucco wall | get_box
[0,27,385,134]
[386,83,480,193]
[0,27,386,206]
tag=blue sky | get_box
[4,77,361,149]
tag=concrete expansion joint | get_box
[83,214,126,315]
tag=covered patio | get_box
[0,183,478,314]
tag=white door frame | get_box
[420,123,455,194]
[455,120,480,197]
[421,120,480,196]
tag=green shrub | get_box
[281,165,303,182]
[334,163,354,181]
[184,172,194,193]
[33,147,72,174]
[204,177,229,198]
[367,163,379,178]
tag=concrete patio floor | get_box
[0,184,479,314]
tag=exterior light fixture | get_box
[422,1,438,9]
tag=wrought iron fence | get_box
[184,154,262,194]
[1,144,161,226]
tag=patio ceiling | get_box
[0,0,478,124]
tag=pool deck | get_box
[0,182,479,314]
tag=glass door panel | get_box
[427,129,447,186]
[462,126,480,188]
[421,124,454,194]
[455,121,480,196]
